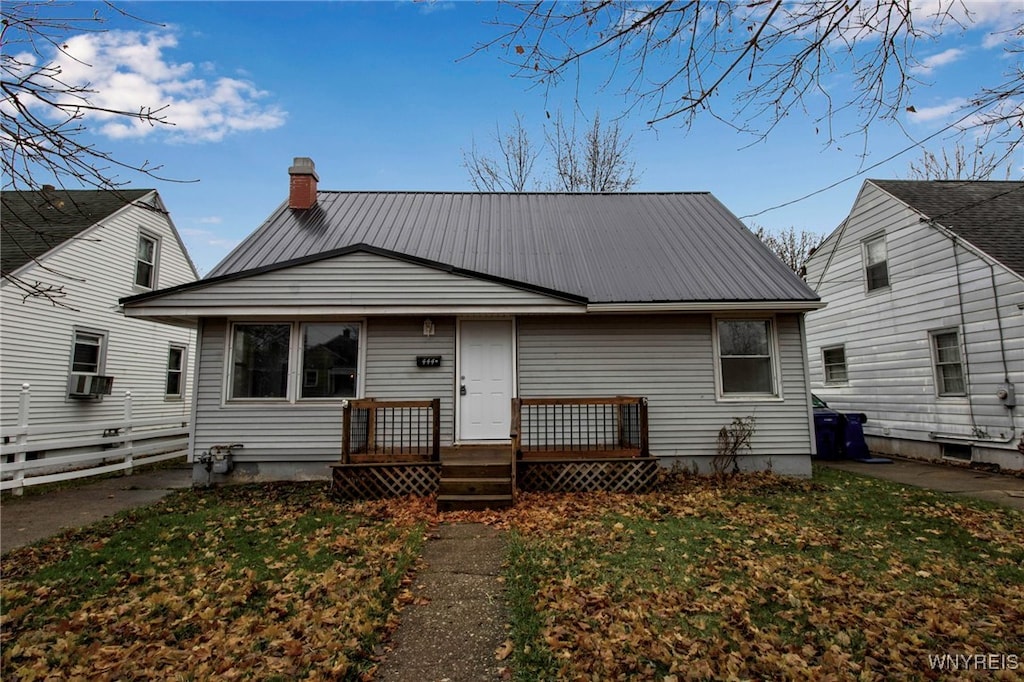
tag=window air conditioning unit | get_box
[68,374,114,398]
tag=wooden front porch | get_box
[330,396,659,507]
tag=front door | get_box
[459,319,513,441]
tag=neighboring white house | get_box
[122,158,825,485]
[805,179,1024,471]
[1,187,199,470]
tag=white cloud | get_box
[182,227,238,250]
[907,97,969,122]
[45,30,286,142]
[912,0,1022,49]
[911,47,966,74]
[198,216,223,225]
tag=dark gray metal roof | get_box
[871,180,1024,278]
[205,192,817,304]
[1,189,152,273]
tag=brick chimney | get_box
[288,157,319,210]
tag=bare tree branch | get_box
[469,1,1023,156]
[752,224,825,277]
[907,138,1016,180]
[1,1,186,304]
[463,109,640,192]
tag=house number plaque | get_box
[416,356,442,368]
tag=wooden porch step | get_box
[441,463,511,479]
[438,477,512,496]
[437,494,513,512]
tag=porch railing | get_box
[511,396,649,459]
[341,398,441,463]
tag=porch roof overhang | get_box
[121,298,825,326]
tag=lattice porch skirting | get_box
[331,463,440,500]
[517,457,660,493]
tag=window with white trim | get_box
[931,330,966,396]
[71,329,106,374]
[166,344,186,398]
[863,233,889,292]
[135,233,158,289]
[715,318,778,397]
[301,323,360,399]
[229,323,291,399]
[227,321,364,401]
[822,345,848,385]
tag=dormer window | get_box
[135,233,158,289]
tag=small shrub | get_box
[712,416,756,476]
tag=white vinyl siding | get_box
[131,251,582,312]
[192,313,812,473]
[0,196,197,438]
[805,181,1024,455]
[192,317,457,463]
[518,314,812,470]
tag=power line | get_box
[740,98,1020,221]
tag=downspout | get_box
[927,235,1017,444]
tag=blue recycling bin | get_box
[813,409,843,460]
[842,413,869,460]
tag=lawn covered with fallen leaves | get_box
[1,483,424,681]
[3,469,1022,681]
[496,467,1024,681]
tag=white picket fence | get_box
[1,384,190,494]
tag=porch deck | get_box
[330,396,660,504]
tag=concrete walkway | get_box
[377,522,509,682]
[0,463,192,555]
[820,457,1024,510]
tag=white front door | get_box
[459,319,513,441]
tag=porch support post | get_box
[431,398,441,461]
[341,400,351,464]
[639,397,650,457]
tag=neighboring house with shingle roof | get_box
[805,179,1024,471]
[1,187,198,470]
[122,157,825,485]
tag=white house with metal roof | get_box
[1,188,198,489]
[122,158,825,486]
[805,179,1024,472]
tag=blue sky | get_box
[15,1,1024,275]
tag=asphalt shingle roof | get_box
[206,191,818,304]
[870,180,1024,278]
[1,189,152,273]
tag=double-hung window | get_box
[166,345,187,398]
[135,233,158,289]
[822,345,848,385]
[932,330,966,396]
[863,233,889,292]
[716,318,778,397]
[71,330,106,374]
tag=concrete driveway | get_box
[820,458,1024,510]
[1,463,192,555]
